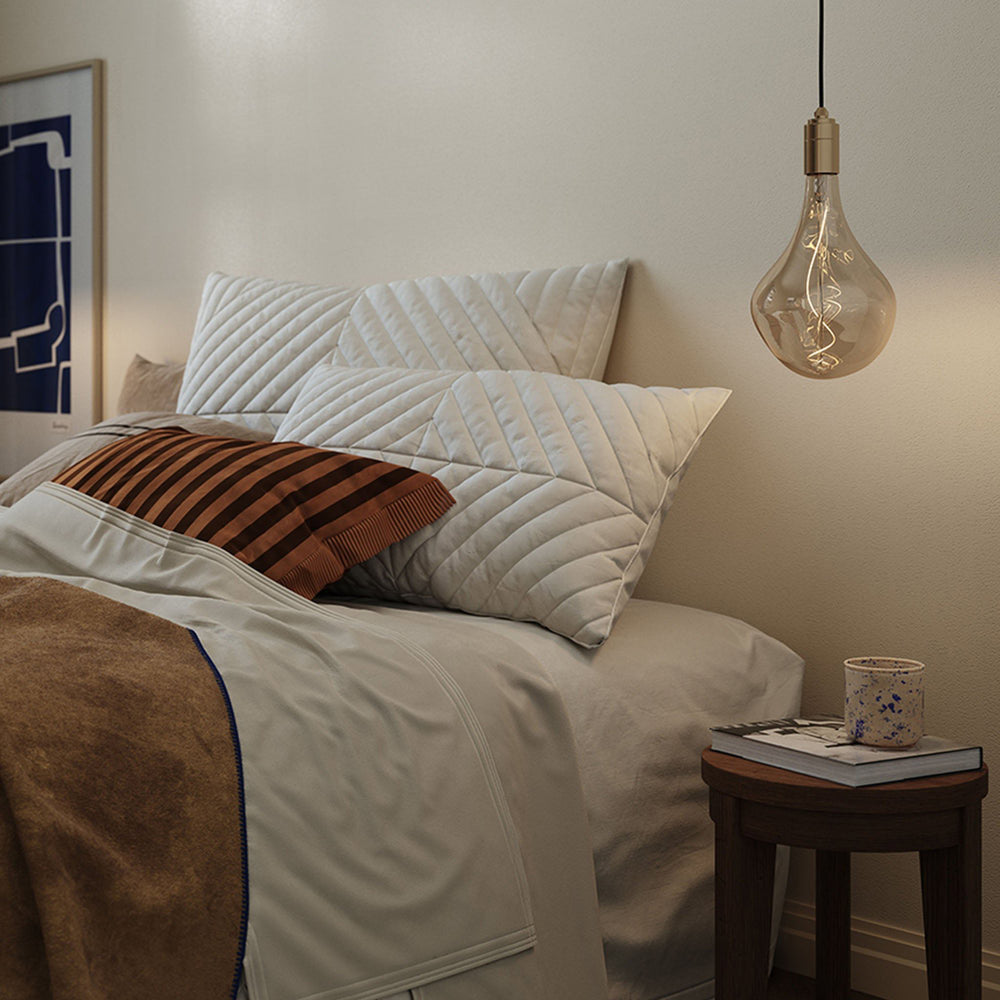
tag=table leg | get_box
[710,789,776,1000]
[815,850,851,1000]
[920,802,982,1000]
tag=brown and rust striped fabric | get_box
[53,427,455,598]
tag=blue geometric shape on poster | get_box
[0,113,72,413]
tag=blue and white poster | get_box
[0,114,72,415]
[0,63,101,476]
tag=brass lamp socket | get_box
[804,107,839,175]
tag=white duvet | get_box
[0,485,607,1000]
[0,484,803,1000]
[348,599,803,1000]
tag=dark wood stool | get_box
[701,748,988,1000]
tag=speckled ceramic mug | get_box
[844,657,925,747]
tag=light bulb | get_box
[751,109,895,379]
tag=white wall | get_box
[3,0,998,983]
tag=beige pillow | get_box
[117,355,186,414]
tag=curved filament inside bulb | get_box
[750,171,896,380]
[802,192,841,373]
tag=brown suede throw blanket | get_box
[0,576,246,1000]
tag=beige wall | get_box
[4,0,998,977]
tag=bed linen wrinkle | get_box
[329,599,804,1000]
[70,421,158,438]
[0,486,606,1000]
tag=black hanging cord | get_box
[818,0,825,108]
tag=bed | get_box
[0,260,803,1000]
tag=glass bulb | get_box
[751,173,896,379]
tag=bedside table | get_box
[701,748,988,1000]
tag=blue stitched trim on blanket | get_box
[188,628,250,1000]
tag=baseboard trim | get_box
[775,898,1000,999]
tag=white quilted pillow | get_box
[178,261,627,433]
[274,364,730,647]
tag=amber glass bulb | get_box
[751,172,896,379]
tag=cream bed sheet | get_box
[0,482,801,1000]
[320,598,804,1000]
[0,487,608,1000]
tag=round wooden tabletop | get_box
[702,747,988,815]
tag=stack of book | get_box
[709,716,982,787]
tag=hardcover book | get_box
[709,716,982,787]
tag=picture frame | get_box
[0,60,103,476]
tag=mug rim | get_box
[844,656,924,673]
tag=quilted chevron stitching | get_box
[324,449,636,511]
[280,389,636,497]
[400,493,627,613]
[471,506,639,613]
[475,275,551,367]
[277,369,685,496]
[605,388,732,628]
[180,262,628,427]
[309,374,452,451]
[527,269,575,374]
[567,263,609,377]
[589,261,626,379]
[510,262,625,379]
[577,381,646,510]
[239,336,340,414]
[565,273,596,376]
[364,283,451,368]
[440,381,489,470]
[445,282,524,369]
[525,552,634,613]
[338,275,553,375]
[494,378,555,480]
[197,282,311,350]
[401,469,533,589]
[545,269,575,366]
[274,365,729,646]
[527,375,597,493]
[180,282,357,413]
[420,280,508,370]
[278,376,718,513]
[183,279,346,393]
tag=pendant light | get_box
[750,0,895,379]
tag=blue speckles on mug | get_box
[844,657,924,748]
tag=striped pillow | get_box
[53,427,455,598]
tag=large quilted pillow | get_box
[177,260,627,433]
[274,364,730,647]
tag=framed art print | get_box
[0,60,103,476]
